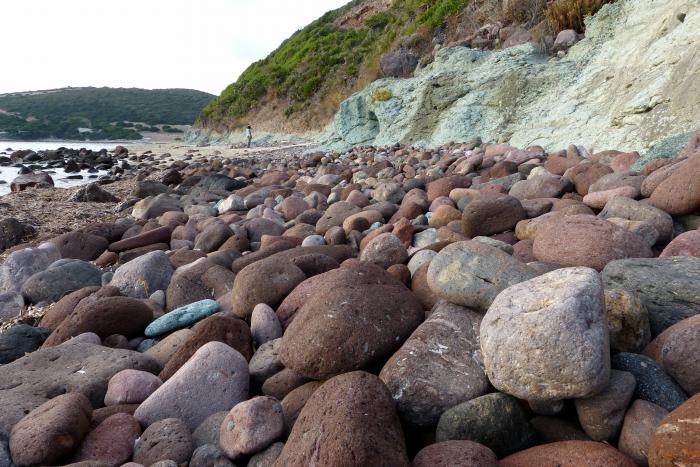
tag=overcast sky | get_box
[1,0,348,96]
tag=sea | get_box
[0,140,134,196]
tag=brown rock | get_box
[566,161,614,195]
[427,176,471,202]
[660,230,700,257]
[618,400,668,467]
[231,257,306,320]
[280,381,323,434]
[39,286,101,331]
[109,226,172,253]
[574,370,636,441]
[143,328,193,366]
[274,371,410,466]
[649,394,700,466]
[49,231,109,261]
[261,368,311,401]
[159,314,253,380]
[9,393,93,466]
[499,441,636,467]
[412,440,498,467]
[533,215,653,271]
[649,155,700,215]
[133,418,193,466]
[219,396,284,459]
[73,413,141,466]
[43,297,153,347]
[462,194,526,237]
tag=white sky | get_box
[0,0,349,96]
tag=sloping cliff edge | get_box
[318,0,700,158]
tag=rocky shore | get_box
[0,131,699,466]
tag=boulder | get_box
[134,342,249,431]
[649,394,700,467]
[279,270,424,379]
[133,418,193,466]
[574,370,636,441]
[427,240,536,311]
[462,194,526,237]
[9,393,92,466]
[73,413,141,466]
[0,342,160,436]
[533,215,653,271]
[412,440,498,467]
[21,259,102,304]
[435,392,537,457]
[602,257,700,335]
[499,441,636,467]
[379,49,419,78]
[110,250,174,299]
[144,299,219,337]
[379,301,488,426]
[481,267,610,401]
[219,396,284,459]
[649,154,700,215]
[274,371,410,466]
[0,324,49,364]
[618,400,668,466]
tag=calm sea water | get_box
[0,140,131,196]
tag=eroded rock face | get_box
[274,371,410,466]
[319,0,700,156]
[480,267,610,401]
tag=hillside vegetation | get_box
[198,0,613,135]
[0,87,213,141]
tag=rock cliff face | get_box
[320,0,700,155]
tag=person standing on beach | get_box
[246,125,253,148]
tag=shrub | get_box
[370,88,393,102]
[366,12,393,30]
[544,0,614,33]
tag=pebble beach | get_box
[0,131,699,466]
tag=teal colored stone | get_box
[144,299,219,337]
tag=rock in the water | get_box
[612,352,688,412]
[379,301,488,426]
[219,396,284,459]
[133,418,193,466]
[649,394,700,467]
[0,342,160,437]
[274,371,410,466]
[134,341,249,431]
[574,370,636,441]
[145,299,219,337]
[602,257,700,336]
[481,267,610,401]
[427,240,535,311]
[435,392,537,457]
[9,393,92,466]
[110,250,174,299]
[10,171,54,192]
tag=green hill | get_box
[198,0,613,135]
[0,87,214,141]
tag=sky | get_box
[0,0,349,96]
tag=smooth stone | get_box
[134,342,249,431]
[0,324,50,364]
[133,418,193,466]
[427,240,536,311]
[21,259,102,304]
[436,392,537,457]
[246,442,284,467]
[8,393,92,466]
[359,233,408,269]
[412,440,498,467]
[612,352,688,411]
[499,440,637,467]
[104,369,163,406]
[618,400,668,466]
[219,396,284,459]
[72,413,141,466]
[190,444,234,467]
[599,195,674,243]
[143,329,193,366]
[574,370,636,441]
[605,288,651,353]
[649,394,700,466]
[193,411,228,449]
[660,323,700,394]
[250,304,283,347]
[144,299,219,337]
[0,242,60,294]
[110,250,174,299]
